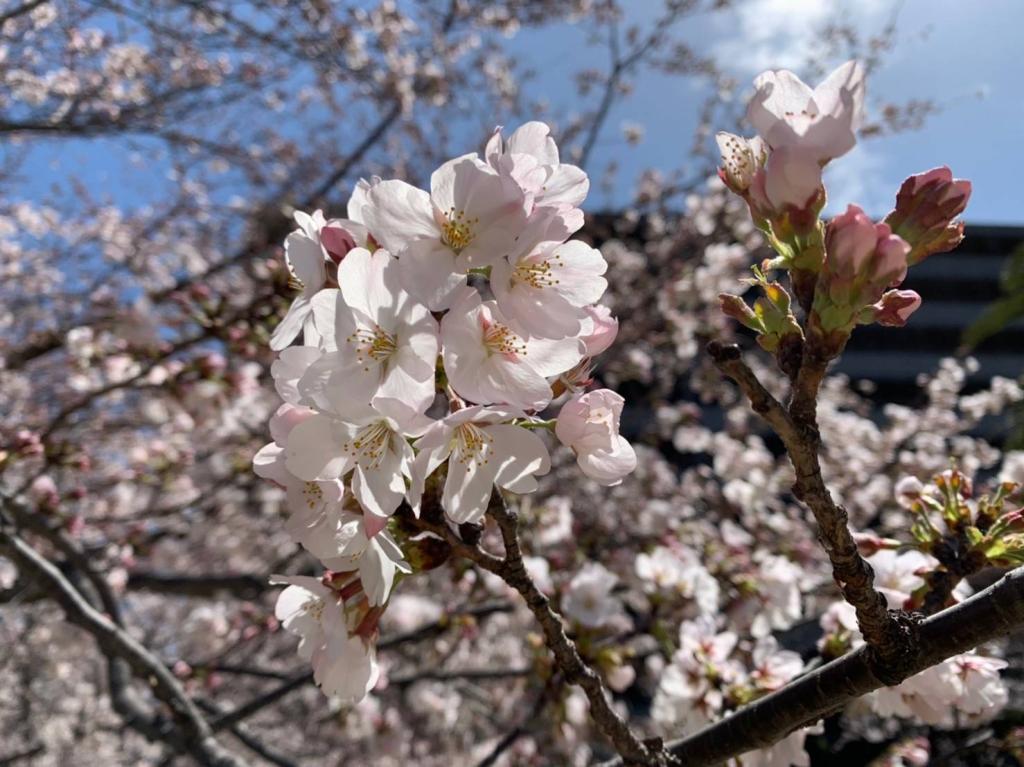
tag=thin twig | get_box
[707,341,915,679]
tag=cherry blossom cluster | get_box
[254,122,636,702]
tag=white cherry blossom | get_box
[298,247,439,420]
[270,210,368,350]
[361,154,526,310]
[562,562,621,628]
[284,397,432,519]
[272,575,380,702]
[441,287,584,411]
[490,210,607,339]
[746,60,865,163]
[485,121,589,211]
[408,405,551,524]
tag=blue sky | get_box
[13,1,1024,226]
[504,0,1024,223]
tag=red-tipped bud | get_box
[885,166,971,265]
[863,289,922,327]
[320,224,358,264]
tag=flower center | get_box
[512,255,563,289]
[440,207,478,253]
[482,318,527,359]
[586,406,615,429]
[301,482,323,510]
[303,595,325,622]
[347,325,397,369]
[452,423,493,467]
[342,421,392,469]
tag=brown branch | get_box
[0,527,247,767]
[600,564,1024,767]
[405,495,669,766]
[126,570,269,598]
[707,341,914,679]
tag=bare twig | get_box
[406,494,669,766]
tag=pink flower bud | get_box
[824,205,878,281]
[555,389,637,486]
[320,224,358,264]
[821,206,911,312]
[885,166,971,265]
[870,289,921,327]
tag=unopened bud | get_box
[861,289,922,327]
[885,166,971,265]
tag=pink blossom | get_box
[555,389,637,486]
[747,60,865,163]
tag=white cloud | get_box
[822,143,893,218]
[711,0,889,76]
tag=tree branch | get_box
[406,494,669,766]
[600,564,1024,767]
[707,341,914,678]
[0,527,247,767]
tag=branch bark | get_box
[707,341,915,679]
[600,564,1024,767]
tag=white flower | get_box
[739,727,817,767]
[715,132,767,192]
[284,397,432,519]
[490,210,608,339]
[408,405,550,524]
[441,286,584,411]
[749,637,803,692]
[746,60,866,163]
[361,154,526,310]
[272,575,379,702]
[555,388,637,485]
[254,404,345,524]
[868,549,935,609]
[298,247,439,419]
[750,555,804,637]
[271,346,323,405]
[562,562,620,628]
[635,545,719,615]
[484,121,589,212]
[270,210,367,350]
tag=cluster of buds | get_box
[716,61,971,366]
[897,469,1022,611]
